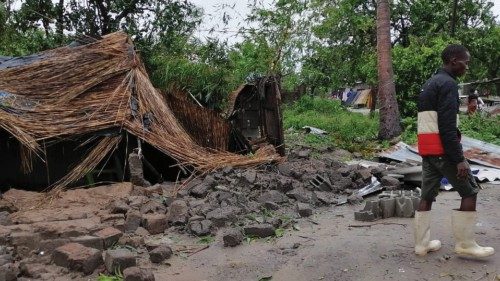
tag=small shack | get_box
[0,32,281,191]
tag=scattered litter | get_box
[302,126,327,135]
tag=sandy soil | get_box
[152,184,499,281]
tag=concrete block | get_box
[410,196,420,214]
[354,211,376,221]
[379,197,396,218]
[395,197,414,218]
[363,199,381,219]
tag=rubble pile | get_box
[0,149,402,280]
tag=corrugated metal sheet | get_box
[379,136,500,169]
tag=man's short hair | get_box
[441,44,469,64]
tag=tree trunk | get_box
[376,0,402,140]
[56,0,64,38]
[451,0,458,37]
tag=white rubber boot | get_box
[452,210,494,258]
[414,211,442,256]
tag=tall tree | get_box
[376,0,401,140]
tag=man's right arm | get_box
[436,81,465,165]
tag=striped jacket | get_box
[417,69,465,164]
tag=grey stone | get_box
[0,211,12,225]
[276,177,293,193]
[19,262,47,278]
[262,201,280,211]
[10,232,40,252]
[222,166,234,175]
[128,151,151,187]
[105,249,136,273]
[0,263,18,281]
[38,238,70,255]
[141,214,167,235]
[144,185,163,196]
[109,200,129,214]
[257,190,288,204]
[167,200,188,225]
[333,177,352,191]
[314,191,338,205]
[296,149,311,158]
[53,243,102,275]
[363,200,381,219]
[380,198,396,218]
[356,169,373,182]
[277,163,293,177]
[243,224,275,238]
[286,187,318,204]
[188,220,212,236]
[70,236,103,250]
[124,211,142,233]
[139,200,166,214]
[0,254,13,266]
[267,217,283,228]
[243,170,257,184]
[190,183,212,198]
[338,167,351,177]
[128,196,148,210]
[223,229,243,247]
[347,193,363,204]
[188,215,205,222]
[297,203,313,217]
[148,246,172,263]
[123,267,155,281]
[206,206,241,227]
[381,176,401,188]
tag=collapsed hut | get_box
[0,32,281,192]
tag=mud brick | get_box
[39,238,70,255]
[105,249,136,273]
[141,214,167,235]
[52,243,102,275]
[94,227,123,249]
[10,232,41,251]
[123,267,155,281]
[70,235,103,250]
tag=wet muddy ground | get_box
[154,184,499,281]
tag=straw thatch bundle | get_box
[0,32,281,192]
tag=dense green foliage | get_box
[283,96,381,153]
[284,97,500,156]
[1,0,499,141]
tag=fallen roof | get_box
[379,136,500,169]
[0,32,280,191]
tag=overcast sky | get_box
[191,0,500,44]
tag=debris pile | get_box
[0,149,405,279]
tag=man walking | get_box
[414,44,494,258]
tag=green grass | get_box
[283,96,380,154]
[283,96,500,154]
[399,114,500,146]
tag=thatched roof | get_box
[0,32,280,191]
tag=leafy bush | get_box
[283,96,379,153]
[459,114,500,145]
[399,114,500,146]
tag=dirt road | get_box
[154,184,499,281]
